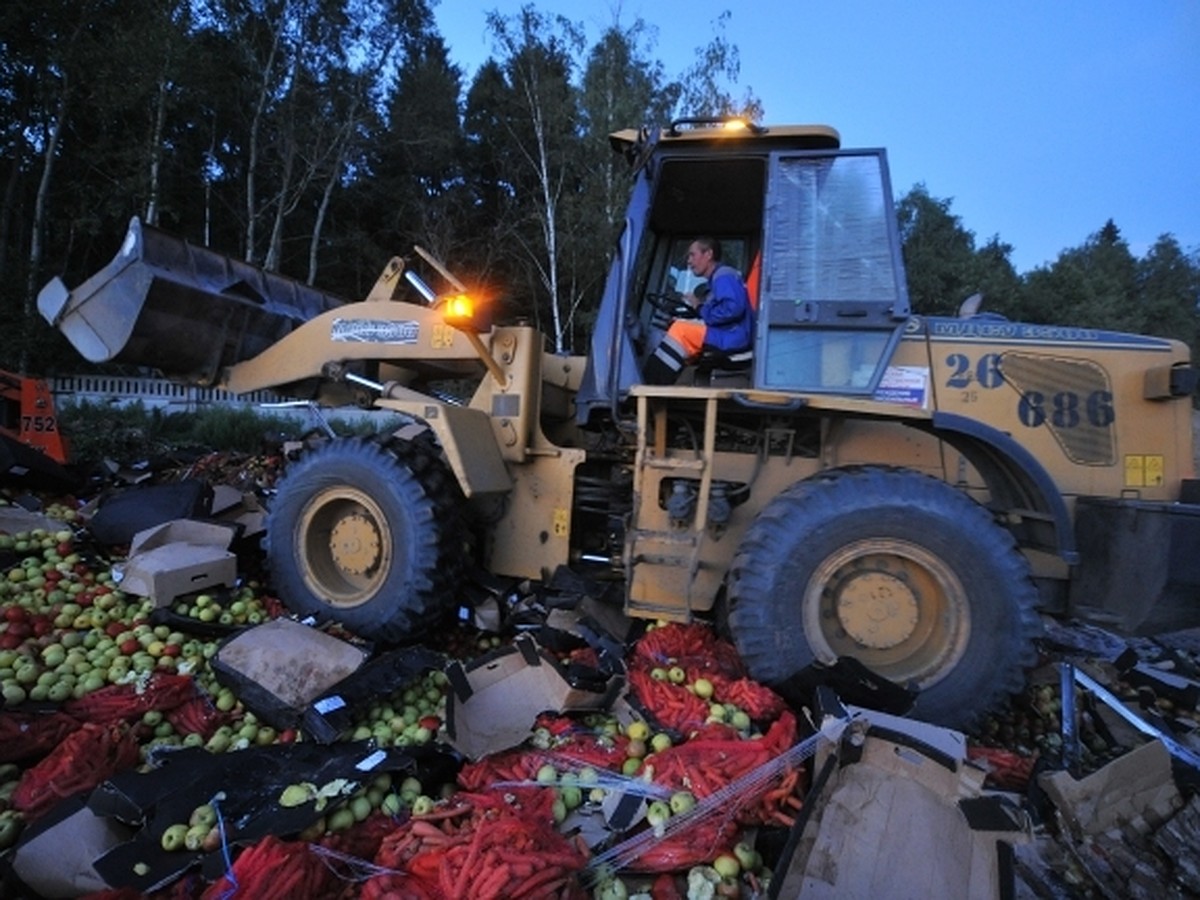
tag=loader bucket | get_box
[38,217,347,386]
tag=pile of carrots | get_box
[367,789,589,900]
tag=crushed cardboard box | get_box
[0,505,73,536]
[303,645,448,743]
[210,484,267,538]
[444,634,625,760]
[112,518,238,605]
[211,618,370,730]
[1038,739,1183,836]
[8,797,134,899]
[774,706,1030,900]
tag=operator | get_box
[643,236,754,385]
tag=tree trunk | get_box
[245,19,285,263]
[145,65,170,226]
[23,85,69,372]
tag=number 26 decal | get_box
[945,353,1004,389]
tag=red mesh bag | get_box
[165,695,229,740]
[0,711,82,763]
[623,816,740,873]
[628,669,710,734]
[630,623,746,681]
[457,748,544,791]
[200,835,333,900]
[713,677,787,721]
[12,722,140,819]
[359,872,440,900]
[642,711,803,824]
[320,810,397,863]
[63,673,196,724]
[424,806,588,900]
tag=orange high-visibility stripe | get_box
[745,251,762,311]
[666,319,707,358]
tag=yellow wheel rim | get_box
[801,538,970,688]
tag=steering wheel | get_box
[646,291,699,324]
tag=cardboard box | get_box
[303,645,448,743]
[211,618,370,730]
[0,505,73,536]
[8,797,134,898]
[112,519,238,605]
[444,635,625,760]
[776,710,1029,900]
[1038,739,1182,837]
[212,486,267,538]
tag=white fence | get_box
[49,374,389,427]
[51,374,278,411]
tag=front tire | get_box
[727,466,1040,728]
[265,435,464,642]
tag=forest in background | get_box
[2,0,1197,375]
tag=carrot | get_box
[475,863,514,900]
[508,860,536,878]
[526,875,571,899]
[411,803,472,822]
[451,820,487,898]
[762,768,799,805]
[407,850,444,882]
[507,866,571,898]
[408,819,451,841]
[771,810,796,828]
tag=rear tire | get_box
[727,466,1040,728]
[265,435,465,642]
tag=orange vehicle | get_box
[1,369,72,484]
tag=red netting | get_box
[12,722,141,819]
[200,835,333,900]
[0,710,83,763]
[62,673,197,724]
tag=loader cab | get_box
[575,119,913,424]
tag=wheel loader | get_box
[38,117,1200,728]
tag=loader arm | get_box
[223,301,489,395]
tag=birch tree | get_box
[482,5,584,353]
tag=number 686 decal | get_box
[945,352,1115,429]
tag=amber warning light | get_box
[441,293,476,328]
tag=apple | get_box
[161,823,189,851]
[669,790,696,815]
[646,800,672,828]
[733,841,760,872]
[625,720,650,741]
[712,853,741,878]
[559,785,583,811]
